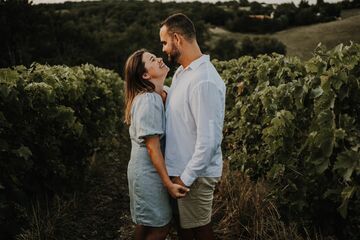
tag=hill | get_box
[209,9,360,60]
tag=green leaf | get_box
[332,76,343,91]
[310,86,323,98]
[54,106,76,128]
[335,128,346,139]
[334,150,360,181]
[13,145,32,160]
[338,186,356,218]
[267,163,285,180]
[316,158,329,174]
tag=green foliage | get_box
[214,43,360,239]
[210,36,286,61]
[0,0,343,74]
[0,0,212,75]
[0,63,124,238]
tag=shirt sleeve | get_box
[180,81,225,186]
[132,93,164,140]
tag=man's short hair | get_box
[160,13,196,41]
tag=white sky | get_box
[32,0,343,5]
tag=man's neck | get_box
[179,42,202,69]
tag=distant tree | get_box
[211,37,241,60]
[299,0,310,8]
[275,14,289,30]
[250,1,263,14]
[202,4,231,26]
[274,3,298,26]
[239,0,249,7]
[319,2,341,18]
[316,0,325,6]
[295,7,317,25]
[240,36,286,57]
[0,0,35,67]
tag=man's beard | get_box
[168,43,181,65]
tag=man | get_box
[159,13,226,240]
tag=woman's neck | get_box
[154,83,163,95]
[150,78,164,95]
[150,79,166,103]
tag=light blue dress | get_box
[127,91,172,227]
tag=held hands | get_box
[166,179,189,199]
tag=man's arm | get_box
[180,81,225,187]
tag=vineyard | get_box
[214,42,360,239]
[0,43,359,239]
[0,64,125,238]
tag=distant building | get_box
[239,6,251,11]
[248,14,273,20]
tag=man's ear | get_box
[142,72,151,80]
[173,33,182,46]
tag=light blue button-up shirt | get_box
[165,55,226,187]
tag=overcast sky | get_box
[32,0,343,6]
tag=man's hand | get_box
[167,183,189,199]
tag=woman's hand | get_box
[160,90,167,103]
[166,183,189,199]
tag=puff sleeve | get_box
[132,93,164,141]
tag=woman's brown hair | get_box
[124,49,155,124]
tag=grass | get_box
[16,136,133,240]
[213,161,339,240]
[213,161,304,240]
[208,9,360,60]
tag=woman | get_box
[124,49,189,240]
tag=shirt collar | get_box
[185,54,210,71]
[174,54,210,79]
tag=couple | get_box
[124,13,226,240]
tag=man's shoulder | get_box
[192,62,223,84]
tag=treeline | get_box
[201,0,359,33]
[1,0,357,77]
[3,0,351,75]
[211,36,286,61]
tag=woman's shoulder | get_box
[133,91,162,108]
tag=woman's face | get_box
[142,52,169,82]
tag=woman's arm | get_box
[145,136,189,198]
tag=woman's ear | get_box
[142,72,151,80]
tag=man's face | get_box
[160,25,181,64]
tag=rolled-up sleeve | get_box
[180,81,224,186]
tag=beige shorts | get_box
[177,177,220,229]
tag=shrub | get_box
[0,63,124,238]
[213,43,360,239]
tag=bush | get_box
[241,37,286,57]
[214,43,360,239]
[0,63,124,238]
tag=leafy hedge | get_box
[0,63,124,237]
[214,43,360,239]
